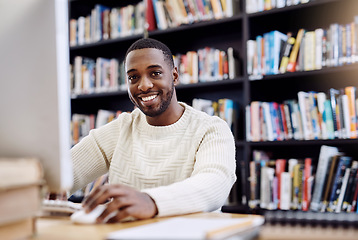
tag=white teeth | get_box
[141,95,157,102]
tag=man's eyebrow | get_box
[126,69,136,74]
[126,64,163,75]
[147,64,162,69]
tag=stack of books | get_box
[0,158,44,239]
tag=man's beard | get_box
[132,82,174,117]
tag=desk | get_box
[32,212,261,240]
[32,212,358,240]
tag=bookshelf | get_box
[68,0,358,218]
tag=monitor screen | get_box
[0,0,73,193]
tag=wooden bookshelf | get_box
[68,0,358,218]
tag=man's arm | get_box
[142,117,237,217]
[79,117,236,222]
[70,119,119,195]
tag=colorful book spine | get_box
[327,156,352,212]
[302,158,312,211]
[345,86,357,138]
[310,145,338,211]
[286,28,305,72]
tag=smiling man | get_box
[70,38,236,223]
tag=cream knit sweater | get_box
[70,102,236,217]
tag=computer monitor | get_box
[0,0,73,193]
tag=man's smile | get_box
[140,94,158,102]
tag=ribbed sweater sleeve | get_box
[141,115,236,217]
[70,120,119,195]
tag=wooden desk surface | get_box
[32,212,260,240]
[32,212,358,240]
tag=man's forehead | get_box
[126,48,166,68]
[127,48,164,58]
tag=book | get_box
[350,168,358,212]
[260,166,274,209]
[286,28,305,72]
[96,109,116,128]
[327,156,352,212]
[353,16,358,63]
[247,40,256,75]
[329,88,340,137]
[342,161,358,212]
[0,218,35,240]
[308,92,320,139]
[316,92,327,139]
[245,105,251,142]
[249,161,257,207]
[0,158,43,187]
[303,31,315,71]
[250,101,261,142]
[323,98,335,139]
[315,28,324,70]
[292,162,303,210]
[0,184,41,226]
[297,91,314,140]
[227,47,240,79]
[320,154,342,212]
[270,30,288,74]
[275,159,286,209]
[335,167,351,212]
[284,99,303,140]
[280,172,292,210]
[0,158,43,227]
[84,15,90,42]
[310,145,339,211]
[341,94,351,139]
[345,86,357,138]
[302,157,312,211]
[279,33,295,73]
[271,102,282,141]
[69,19,77,46]
[296,29,305,71]
[262,102,274,141]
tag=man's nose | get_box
[138,76,154,92]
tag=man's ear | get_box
[173,67,179,86]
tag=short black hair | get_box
[125,38,174,69]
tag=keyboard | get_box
[264,210,358,227]
[41,199,83,216]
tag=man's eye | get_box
[128,75,138,83]
[151,71,161,77]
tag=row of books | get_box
[70,46,240,97]
[192,98,238,137]
[69,2,145,46]
[247,16,358,77]
[249,146,358,213]
[246,0,310,14]
[71,109,123,145]
[174,47,240,84]
[70,56,126,96]
[69,0,239,46]
[151,0,240,30]
[246,86,358,142]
